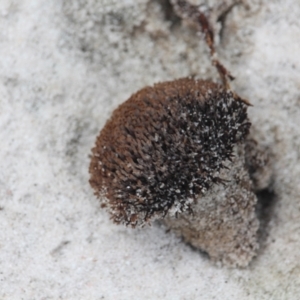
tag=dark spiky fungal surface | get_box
[89,78,251,226]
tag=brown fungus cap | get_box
[89,78,250,227]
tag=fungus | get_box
[89,0,272,267]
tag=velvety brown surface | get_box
[89,78,250,227]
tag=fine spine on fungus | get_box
[89,78,271,267]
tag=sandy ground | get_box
[0,0,300,299]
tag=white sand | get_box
[0,0,300,298]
